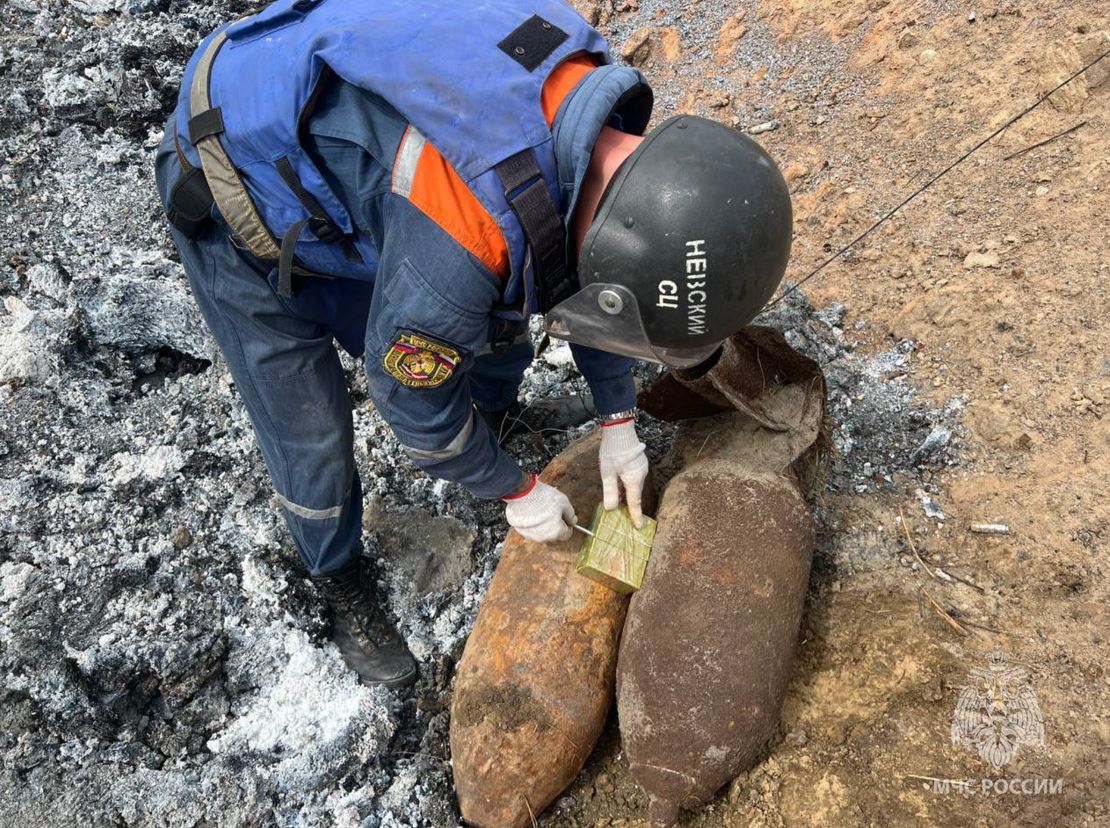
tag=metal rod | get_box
[574,521,650,548]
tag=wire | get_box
[764,44,1110,309]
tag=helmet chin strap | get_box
[570,126,644,253]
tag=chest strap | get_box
[186,28,350,298]
[494,149,575,313]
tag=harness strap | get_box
[173,127,194,172]
[275,156,362,263]
[189,30,282,261]
[494,149,575,313]
[278,219,309,298]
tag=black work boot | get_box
[478,394,596,443]
[313,560,417,690]
[478,401,525,443]
[526,393,596,431]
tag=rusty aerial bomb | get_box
[450,430,656,828]
[619,328,828,826]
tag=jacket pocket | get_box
[375,257,493,358]
[226,0,327,45]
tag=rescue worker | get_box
[156,0,793,690]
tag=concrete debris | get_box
[970,523,1011,535]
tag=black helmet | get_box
[546,115,793,368]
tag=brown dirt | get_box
[549,0,1110,825]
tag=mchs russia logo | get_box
[950,650,1046,770]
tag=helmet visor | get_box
[545,283,721,368]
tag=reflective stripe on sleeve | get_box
[391,126,426,199]
[402,411,476,462]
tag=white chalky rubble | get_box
[0,0,961,825]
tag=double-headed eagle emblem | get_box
[951,650,1046,770]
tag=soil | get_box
[0,0,1106,826]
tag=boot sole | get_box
[362,664,418,690]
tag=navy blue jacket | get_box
[303,65,651,498]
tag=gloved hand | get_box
[599,416,649,528]
[503,472,576,543]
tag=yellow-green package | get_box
[574,504,657,593]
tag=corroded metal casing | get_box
[450,431,655,828]
[619,327,828,827]
[575,505,657,594]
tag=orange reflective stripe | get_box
[402,53,601,279]
[408,143,512,278]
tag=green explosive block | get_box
[575,504,657,594]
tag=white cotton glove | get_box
[599,417,649,528]
[503,473,576,543]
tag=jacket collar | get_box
[551,64,653,226]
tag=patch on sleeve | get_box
[383,330,461,389]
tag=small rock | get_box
[786,729,809,747]
[748,120,779,135]
[963,251,1001,269]
[913,426,951,460]
[621,28,653,66]
[620,27,681,67]
[1095,720,1110,745]
[897,28,919,50]
[918,491,947,521]
[704,91,730,109]
[919,48,938,64]
[171,525,193,550]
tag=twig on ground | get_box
[898,506,936,579]
[957,618,1011,636]
[900,773,970,786]
[695,430,720,458]
[522,795,538,828]
[899,507,988,593]
[1002,120,1087,161]
[935,566,987,594]
[921,587,969,636]
[391,750,449,764]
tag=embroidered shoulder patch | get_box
[383,331,461,389]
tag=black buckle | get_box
[489,320,521,354]
[308,217,344,245]
[167,166,215,240]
